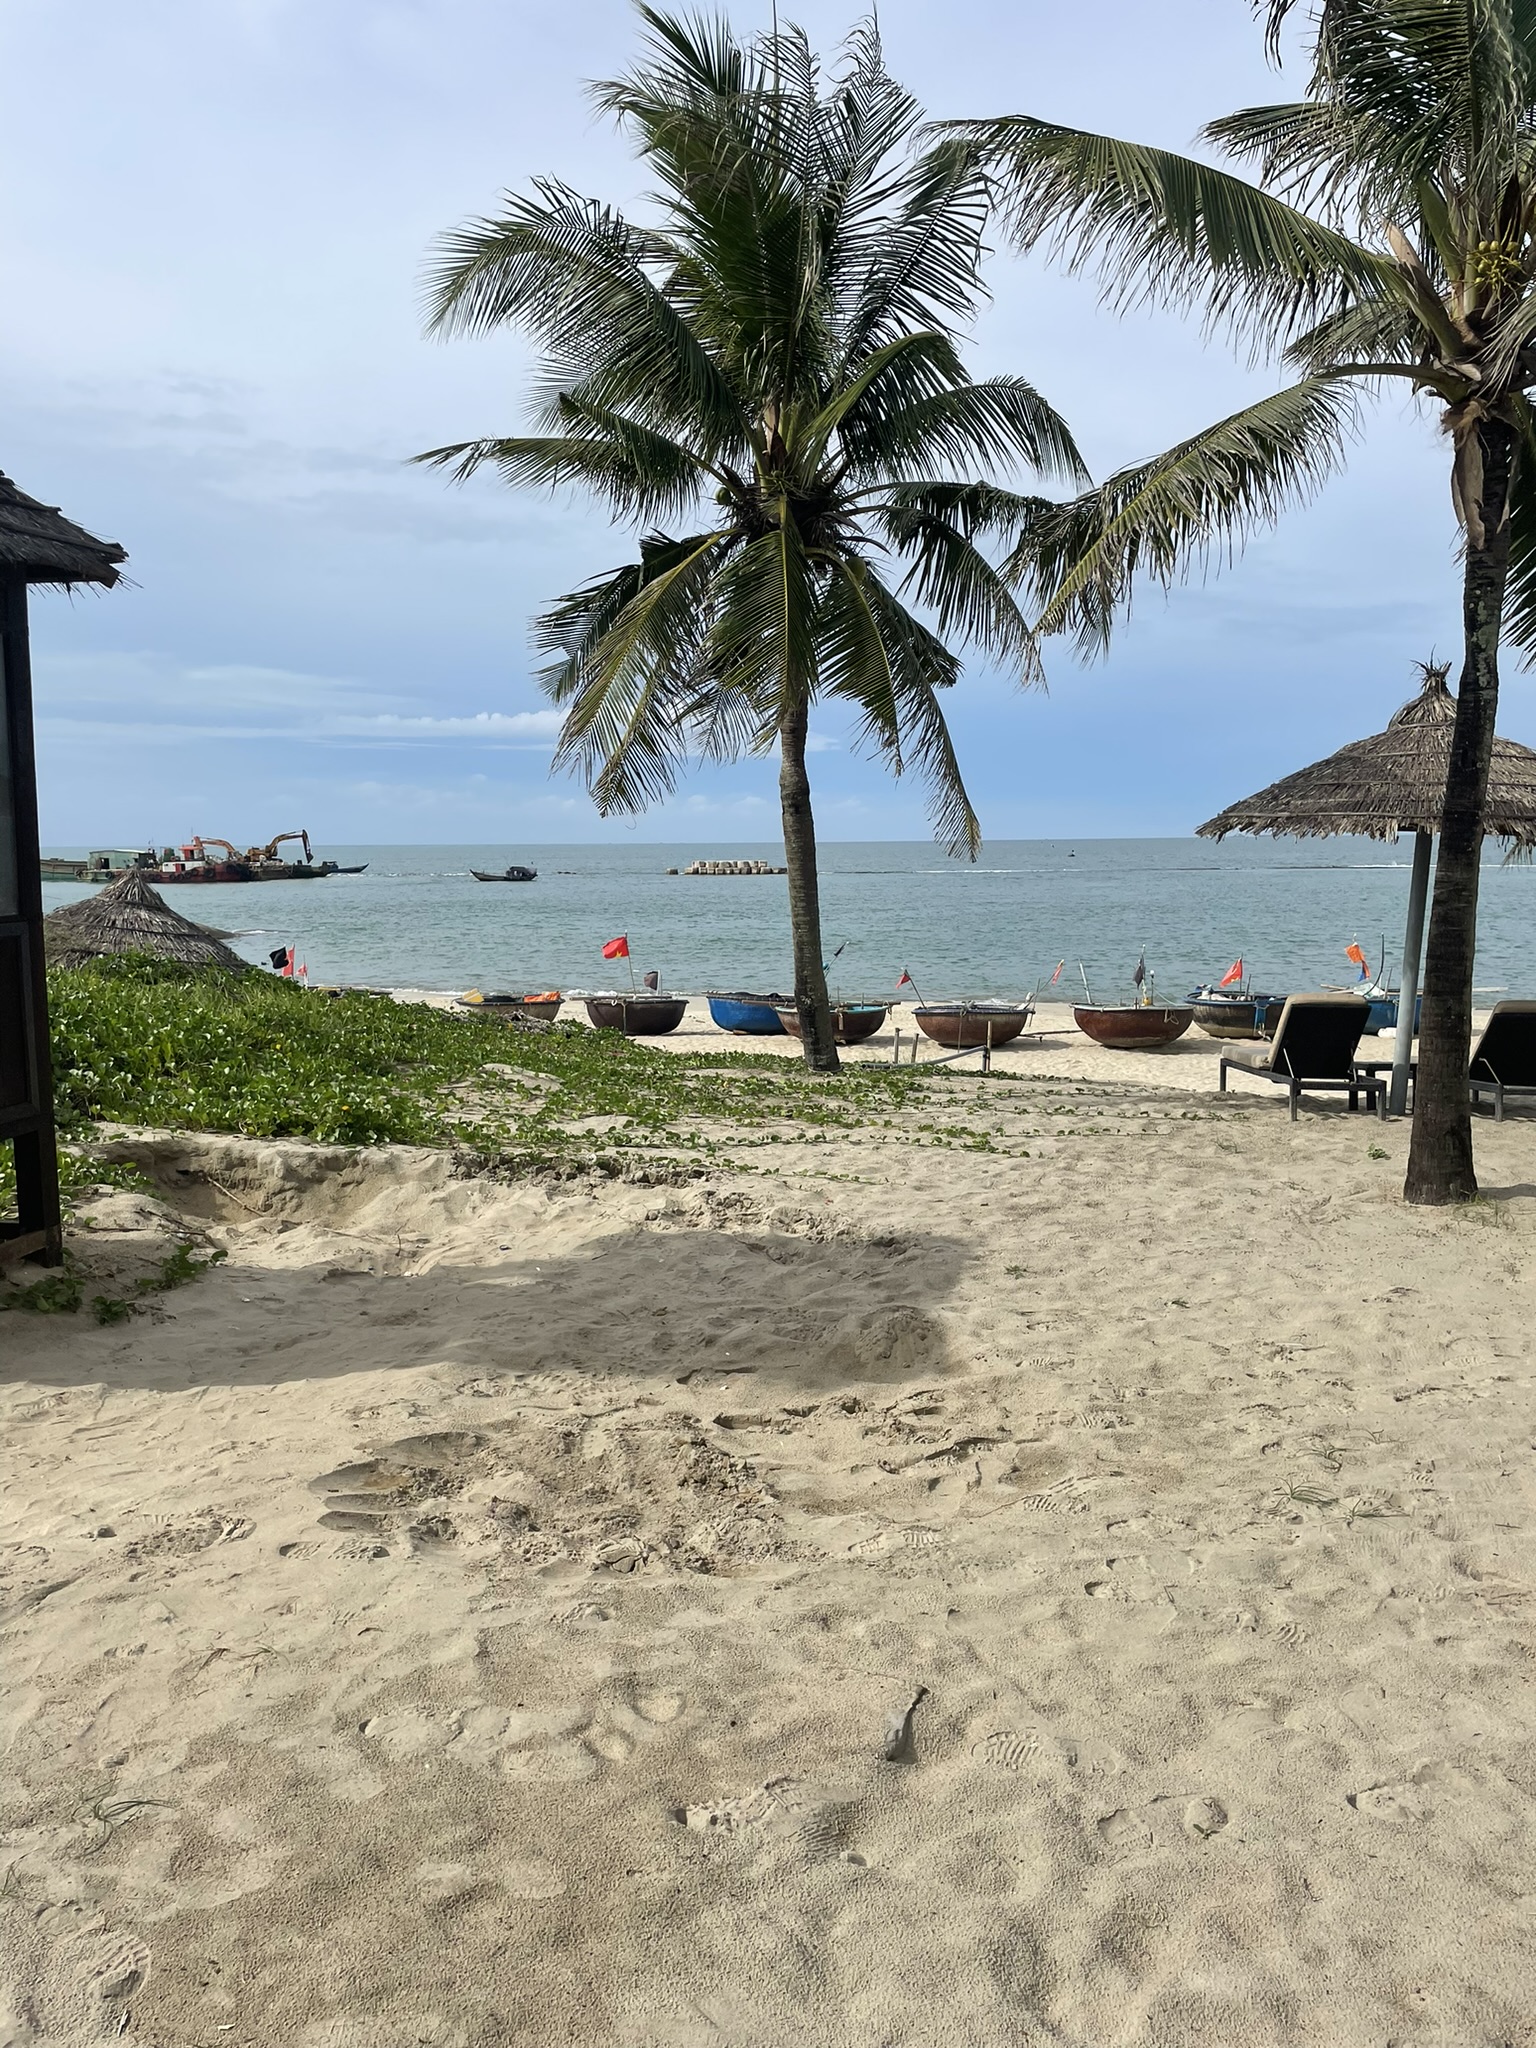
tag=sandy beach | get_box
[4,1014,1535,2048]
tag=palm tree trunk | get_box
[779,699,840,1072]
[1405,415,1517,1205]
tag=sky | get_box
[4,0,1523,849]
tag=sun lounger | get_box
[1468,1000,1536,1119]
[1218,993,1383,1119]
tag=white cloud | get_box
[322,709,564,740]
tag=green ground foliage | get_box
[2,957,934,1226]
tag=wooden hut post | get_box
[1390,830,1434,1118]
[0,473,125,1267]
[0,575,62,1262]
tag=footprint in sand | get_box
[1181,1796,1230,1839]
[552,1601,613,1629]
[848,1526,943,1559]
[1097,1796,1228,1851]
[1012,1475,1090,1514]
[586,1688,686,1763]
[974,1727,1115,1779]
[124,1511,252,1561]
[673,1776,851,1859]
[1096,1808,1153,1854]
[974,1730,1046,1773]
[1349,1780,1429,1824]
[73,1931,151,2002]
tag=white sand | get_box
[3,1053,1535,2047]
[402,991,1446,1102]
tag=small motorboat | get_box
[583,993,688,1035]
[707,992,790,1035]
[912,1000,1034,1049]
[470,865,538,882]
[1074,1004,1194,1049]
[320,861,368,875]
[1188,987,1288,1040]
[458,989,563,1022]
[776,1002,887,1045]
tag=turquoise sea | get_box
[40,839,1535,1003]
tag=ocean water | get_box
[40,838,1535,1002]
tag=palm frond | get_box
[1010,377,1362,658]
[836,134,992,367]
[842,374,1088,485]
[857,570,981,856]
[1503,391,1536,659]
[413,411,710,523]
[539,532,726,812]
[702,523,822,736]
[940,114,1391,350]
[1283,286,1427,371]
[422,180,746,456]
[875,489,1042,678]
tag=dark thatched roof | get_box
[1197,662,1536,848]
[0,471,125,587]
[44,868,250,972]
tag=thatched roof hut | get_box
[44,867,249,972]
[1197,662,1536,848]
[0,471,125,587]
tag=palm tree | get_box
[949,0,1536,1202]
[416,8,1083,1070]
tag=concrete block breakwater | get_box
[669,859,788,876]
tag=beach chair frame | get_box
[1217,994,1384,1120]
[1467,1000,1536,1120]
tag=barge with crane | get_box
[40,832,365,885]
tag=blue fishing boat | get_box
[707,991,790,1035]
[1359,987,1423,1036]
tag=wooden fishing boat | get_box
[1074,1004,1194,1049]
[912,1000,1034,1049]
[584,994,688,1035]
[776,1002,886,1045]
[470,865,537,882]
[707,992,789,1035]
[1188,989,1288,1040]
[458,990,563,1022]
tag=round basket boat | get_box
[706,991,790,1035]
[1188,991,1287,1040]
[1074,1004,1194,1049]
[913,1001,1034,1050]
[776,1002,887,1045]
[584,994,688,1036]
[458,990,563,1022]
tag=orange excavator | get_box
[244,830,314,866]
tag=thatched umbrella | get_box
[44,867,250,973]
[1197,661,1536,1112]
[3,470,125,1264]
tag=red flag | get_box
[1218,958,1243,988]
[280,946,295,979]
[1049,960,1064,985]
[601,935,630,960]
[896,969,913,988]
[1345,941,1368,976]
[297,961,308,981]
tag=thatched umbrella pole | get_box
[1390,832,1434,1117]
[1197,660,1536,1121]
